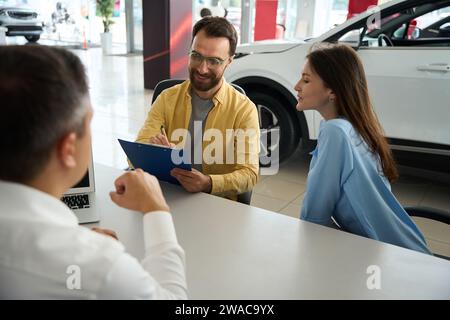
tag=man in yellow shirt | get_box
[136,17,260,201]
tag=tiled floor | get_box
[76,48,450,258]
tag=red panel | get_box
[254,0,278,41]
[347,0,378,20]
[169,0,192,79]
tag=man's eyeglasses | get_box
[189,50,228,69]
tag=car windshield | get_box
[362,2,450,41]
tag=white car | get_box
[0,6,43,42]
[225,0,450,176]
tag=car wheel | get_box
[247,91,300,166]
[25,35,40,43]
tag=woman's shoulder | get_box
[319,118,353,139]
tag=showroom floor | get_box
[74,48,450,257]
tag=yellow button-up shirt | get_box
[136,80,260,200]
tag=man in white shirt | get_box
[0,46,187,299]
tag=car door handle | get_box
[417,64,450,72]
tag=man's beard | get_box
[189,69,222,92]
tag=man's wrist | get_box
[141,203,170,214]
[204,175,212,193]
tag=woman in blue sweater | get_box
[295,43,430,255]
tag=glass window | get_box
[331,0,350,27]
[132,0,143,51]
[0,0,127,46]
[415,5,450,29]
[337,2,450,48]
[338,28,364,46]
[193,0,242,42]
[392,7,450,41]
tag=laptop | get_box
[61,158,100,224]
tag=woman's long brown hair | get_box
[307,43,398,182]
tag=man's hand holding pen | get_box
[149,125,175,148]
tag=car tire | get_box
[247,91,300,166]
[25,35,40,43]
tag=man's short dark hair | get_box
[192,16,238,57]
[0,45,89,183]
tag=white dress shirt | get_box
[0,181,187,299]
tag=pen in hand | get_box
[158,125,172,147]
[149,125,174,147]
[160,125,168,139]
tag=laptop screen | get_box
[65,160,95,195]
[73,171,89,188]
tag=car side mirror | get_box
[337,30,362,50]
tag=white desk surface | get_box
[88,164,450,299]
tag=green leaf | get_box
[96,0,115,33]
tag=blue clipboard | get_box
[118,139,191,185]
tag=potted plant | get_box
[97,0,115,55]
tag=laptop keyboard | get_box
[61,194,90,210]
